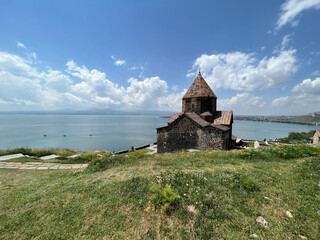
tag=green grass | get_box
[0,145,319,239]
[279,130,316,144]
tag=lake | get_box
[0,114,318,152]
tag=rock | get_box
[286,210,293,218]
[256,216,268,227]
[0,153,24,161]
[67,154,81,159]
[187,205,198,214]
[188,149,200,152]
[254,141,260,149]
[39,154,59,160]
[250,233,259,239]
[298,235,307,239]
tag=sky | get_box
[0,0,320,115]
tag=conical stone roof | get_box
[182,72,217,99]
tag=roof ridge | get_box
[183,73,217,99]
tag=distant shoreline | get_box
[234,117,320,126]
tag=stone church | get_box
[157,71,233,153]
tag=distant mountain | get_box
[0,108,174,116]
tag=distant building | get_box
[157,71,233,153]
[310,130,320,144]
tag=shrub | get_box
[128,151,147,159]
[239,176,259,192]
[145,184,179,214]
[86,155,127,172]
[280,130,316,144]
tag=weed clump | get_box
[128,151,147,159]
[145,184,179,214]
[239,176,260,192]
[86,154,127,172]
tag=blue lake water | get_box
[0,114,318,152]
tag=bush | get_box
[145,184,179,214]
[280,130,315,144]
[86,155,127,172]
[236,145,320,162]
[128,151,147,159]
[239,176,259,192]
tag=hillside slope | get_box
[1,145,319,239]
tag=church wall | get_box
[182,98,201,114]
[182,97,216,115]
[200,97,216,114]
[157,116,231,153]
[198,127,230,150]
[157,116,199,153]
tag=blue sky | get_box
[0,0,320,115]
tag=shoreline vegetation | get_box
[234,114,320,126]
[0,144,319,239]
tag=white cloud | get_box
[190,49,298,91]
[123,77,168,108]
[111,56,126,66]
[310,51,320,55]
[16,41,40,64]
[276,0,320,30]
[66,60,124,101]
[17,42,26,49]
[94,96,120,105]
[272,96,289,107]
[129,66,139,70]
[115,60,126,66]
[0,51,180,111]
[172,85,178,91]
[311,70,320,76]
[281,34,292,50]
[218,93,266,115]
[272,77,320,113]
[0,51,73,109]
[157,90,186,112]
[292,77,320,94]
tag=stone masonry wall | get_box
[157,117,199,153]
[157,116,230,153]
[182,97,216,115]
[198,127,230,150]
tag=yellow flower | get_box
[145,205,151,213]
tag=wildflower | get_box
[145,205,151,213]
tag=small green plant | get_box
[128,151,147,159]
[145,184,179,214]
[239,176,259,192]
[86,154,127,172]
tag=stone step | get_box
[39,154,59,160]
[0,153,25,161]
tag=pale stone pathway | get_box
[146,144,157,155]
[0,153,88,170]
[0,153,25,161]
[0,161,88,170]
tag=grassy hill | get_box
[1,145,320,239]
